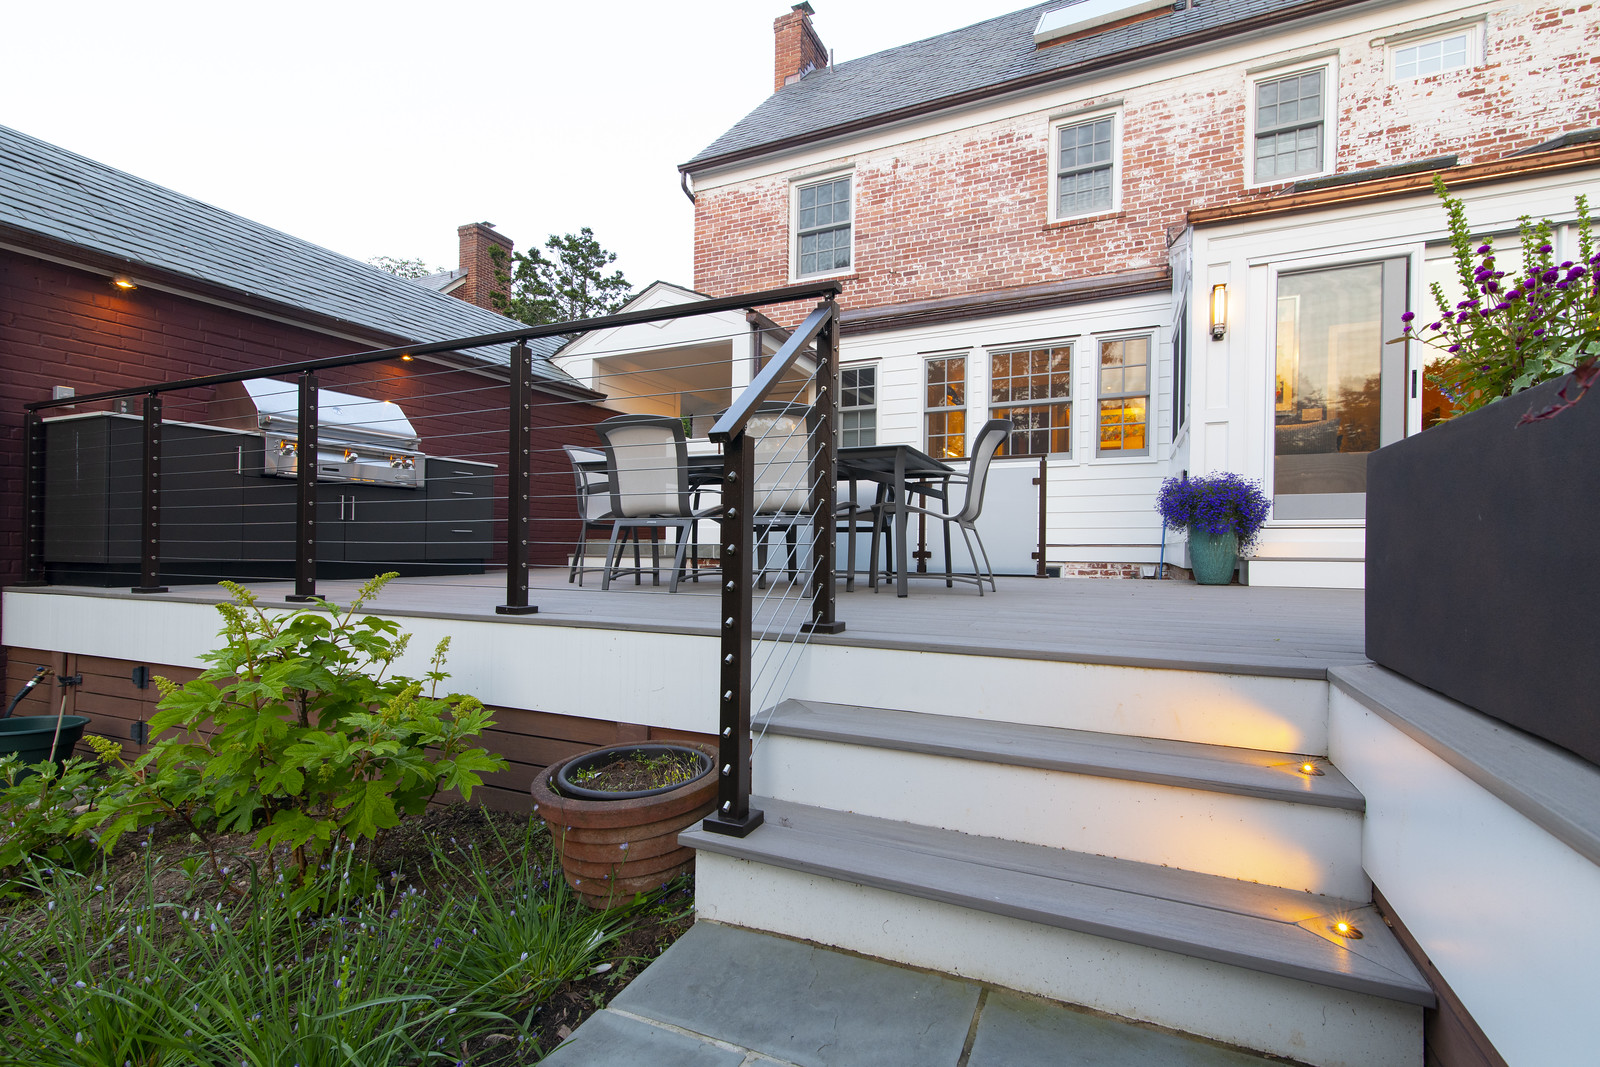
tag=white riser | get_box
[786,644,1331,752]
[1246,559,1365,589]
[695,854,1421,1067]
[754,736,1367,898]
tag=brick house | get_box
[0,123,612,698]
[681,0,1600,586]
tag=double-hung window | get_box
[795,175,852,277]
[1097,335,1150,455]
[989,345,1072,456]
[1053,113,1117,219]
[924,355,967,459]
[1253,69,1327,183]
[840,364,877,447]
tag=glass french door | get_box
[1272,259,1408,519]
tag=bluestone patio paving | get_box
[538,923,1291,1066]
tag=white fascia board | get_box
[1035,0,1177,47]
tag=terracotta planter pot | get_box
[529,742,718,908]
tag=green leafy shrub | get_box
[0,756,104,887]
[85,575,506,881]
[1407,175,1599,421]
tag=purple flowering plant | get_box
[1403,176,1598,422]
[1156,473,1271,552]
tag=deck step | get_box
[758,699,1363,809]
[754,699,1368,896]
[683,797,1430,1008]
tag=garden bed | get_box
[0,802,693,1064]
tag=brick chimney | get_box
[455,222,513,311]
[774,3,828,92]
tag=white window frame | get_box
[923,353,969,460]
[987,342,1074,457]
[1049,109,1122,222]
[1387,22,1482,82]
[839,362,879,448]
[1246,59,1338,187]
[1095,332,1152,458]
[790,170,855,281]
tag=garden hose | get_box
[3,666,51,719]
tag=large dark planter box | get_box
[1366,373,1600,767]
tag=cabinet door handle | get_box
[348,496,355,522]
[452,528,473,535]
[236,446,243,475]
[452,489,474,496]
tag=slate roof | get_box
[685,0,1364,169]
[0,124,578,385]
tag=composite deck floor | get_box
[35,567,1367,677]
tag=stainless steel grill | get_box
[224,380,427,489]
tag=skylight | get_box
[1034,0,1176,46]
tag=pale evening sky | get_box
[6,0,1032,293]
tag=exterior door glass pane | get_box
[1273,263,1384,497]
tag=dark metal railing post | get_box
[703,430,763,837]
[802,301,844,635]
[1033,455,1048,578]
[131,393,167,594]
[285,372,320,602]
[18,411,46,585]
[497,343,538,615]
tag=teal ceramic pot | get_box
[1188,530,1238,585]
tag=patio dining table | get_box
[837,444,956,598]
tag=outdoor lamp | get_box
[1210,284,1227,340]
[112,275,138,291]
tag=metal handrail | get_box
[23,280,846,413]
[710,301,836,444]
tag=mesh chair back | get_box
[748,407,812,515]
[958,419,1012,524]
[595,415,690,518]
[563,446,612,523]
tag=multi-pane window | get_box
[1097,336,1150,455]
[1055,116,1114,218]
[1254,70,1325,182]
[840,365,877,448]
[990,345,1072,456]
[796,176,852,277]
[924,356,967,460]
[1392,31,1472,80]
[1171,305,1188,436]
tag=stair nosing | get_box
[759,699,1365,812]
[685,797,1433,1008]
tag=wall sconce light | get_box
[1210,284,1227,340]
[400,354,414,362]
[1331,919,1363,940]
[112,275,138,291]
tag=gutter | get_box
[680,0,1377,177]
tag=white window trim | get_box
[923,352,969,459]
[1049,108,1123,222]
[839,361,880,448]
[1245,59,1338,189]
[1387,22,1482,82]
[1093,331,1153,459]
[986,341,1075,457]
[789,169,856,282]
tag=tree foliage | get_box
[490,228,632,327]
[369,256,439,280]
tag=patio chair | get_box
[872,418,1009,595]
[594,414,720,593]
[563,445,620,586]
[835,477,890,592]
[747,405,814,589]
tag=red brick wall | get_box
[698,2,1600,320]
[0,250,608,600]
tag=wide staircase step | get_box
[758,699,1363,809]
[754,699,1368,897]
[683,797,1431,1008]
